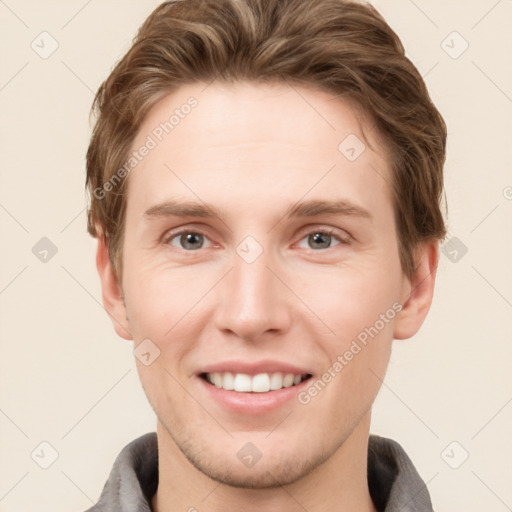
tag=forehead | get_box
[125,80,393,215]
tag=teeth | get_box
[212,373,222,388]
[252,373,270,393]
[234,373,252,392]
[282,374,294,388]
[222,372,234,390]
[270,372,283,391]
[204,372,308,392]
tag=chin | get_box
[188,451,319,489]
[162,417,326,489]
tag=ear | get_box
[393,239,440,340]
[95,234,133,341]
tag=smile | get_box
[201,372,312,393]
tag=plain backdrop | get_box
[0,1,511,511]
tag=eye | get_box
[166,231,212,251]
[163,227,349,252]
[297,229,349,250]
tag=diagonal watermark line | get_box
[471,265,512,308]
[61,207,85,233]
[284,78,336,130]
[0,61,29,92]
[407,0,439,28]
[0,472,29,502]
[0,201,29,232]
[470,204,499,233]
[471,396,512,439]
[164,163,233,234]
[369,368,439,438]
[267,163,337,233]
[60,265,132,337]
[61,471,107,512]
[398,472,439,512]
[472,471,511,510]
[368,162,391,187]
[265,266,336,335]
[0,265,28,296]
[265,410,294,438]
[61,369,131,439]
[163,368,233,437]
[472,61,512,105]
[61,0,94,29]
[0,0,29,28]
[422,61,439,79]
[163,267,234,337]
[0,408,29,438]
[472,0,504,30]
[61,61,95,94]
[200,73,221,93]
[200,481,222,502]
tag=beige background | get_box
[0,0,511,510]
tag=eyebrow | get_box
[143,198,372,222]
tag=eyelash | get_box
[163,227,350,252]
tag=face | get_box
[98,80,435,488]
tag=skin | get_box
[96,80,439,512]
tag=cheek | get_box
[304,260,400,336]
[300,255,400,399]
[122,243,206,337]
[124,274,170,337]
[304,276,395,428]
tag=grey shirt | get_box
[83,432,433,511]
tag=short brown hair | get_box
[86,0,447,283]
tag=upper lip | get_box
[198,360,312,377]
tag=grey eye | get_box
[169,232,208,250]
[297,231,342,250]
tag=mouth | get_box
[199,371,313,393]
[195,360,315,414]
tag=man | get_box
[84,0,447,510]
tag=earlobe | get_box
[393,240,440,340]
[95,234,133,341]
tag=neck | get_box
[151,412,377,512]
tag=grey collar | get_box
[84,432,433,512]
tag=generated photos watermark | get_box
[93,96,198,200]
[298,301,402,405]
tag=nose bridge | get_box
[214,239,290,340]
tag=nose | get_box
[213,245,292,342]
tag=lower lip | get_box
[196,375,312,415]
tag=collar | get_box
[84,432,433,512]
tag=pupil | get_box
[182,233,202,249]
[311,233,330,249]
